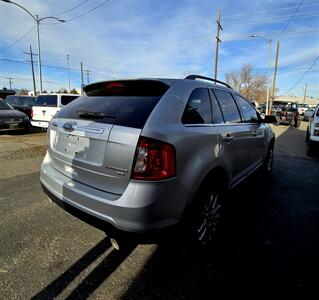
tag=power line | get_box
[53,0,89,17]
[0,58,90,72]
[276,0,304,38]
[280,56,319,95]
[64,0,110,23]
[0,26,35,54]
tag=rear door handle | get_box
[222,134,234,143]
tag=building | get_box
[275,95,319,106]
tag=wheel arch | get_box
[182,165,229,219]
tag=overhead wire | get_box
[0,26,35,54]
[280,56,319,95]
[276,0,304,38]
[52,0,89,17]
[64,0,110,23]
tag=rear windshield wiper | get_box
[77,110,116,119]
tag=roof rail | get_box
[185,74,233,90]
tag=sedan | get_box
[0,100,31,132]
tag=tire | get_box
[189,180,226,248]
[260,144,274,176]
[307,140,314,157]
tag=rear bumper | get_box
[0,121,29,131]
[40,152,186,234]
[31,120,49,128]
[309,135,319,143]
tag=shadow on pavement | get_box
[120,126,319,298]
[34,125,319,298]
[32,238,134,300]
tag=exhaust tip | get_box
[110,238,120,251]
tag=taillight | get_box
[132,137,176,180]
[31,108,33,119]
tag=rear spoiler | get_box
[83,79,176,96]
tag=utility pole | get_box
[66,54,71,93]
[303,83,308,104]
[8,77,13,89]
[80,62,84,95]
[214,10,223,80]
[23,45,37,96]
[86,70,91,84]
[270,41,280,114]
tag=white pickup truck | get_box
[306,104,319,156]
[31,93,79,128]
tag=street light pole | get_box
[67,54,71,93]
[36,15,42,93]
[1,0,65,94]
[251,35,272,115]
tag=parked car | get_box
[274,103,300,127]
[0,100,30,132]
[40,75,276,248]
[303,108,315,122]
[31,93,79,129]
[306,104,319,156]
[5,95,36,119]
[296,103,309,116]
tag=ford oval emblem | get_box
[63,122,77,132]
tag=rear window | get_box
[5,95,17,105]
[61,95,79,106]
[36,95,57,107]
[56,80,169,129]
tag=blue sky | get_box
[0,0,318,97]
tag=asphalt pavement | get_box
[0,123,318,298]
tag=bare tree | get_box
[18,89,30,95]
[225,64,267,104]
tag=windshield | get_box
[0,101,13,110]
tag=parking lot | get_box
[0,122,318,298]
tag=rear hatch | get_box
[33,95,58,122]
[48,80,171,195]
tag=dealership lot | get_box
[0,123,318,298]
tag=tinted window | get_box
[5,95,17,105]
[0,101,13,110]
[16,98,24,106]
[210,90,224,124]
[56,81,169,129]
[36,95,57,106]
[213,89,241,123]
[56,96,161,129]
[25,98,35,106]
[182,88,212,124]
[234,95,259,123]
[61,95,79,106]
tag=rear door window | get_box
[36,95,57,107]
[56,80,170,129]
[234,94,259,123]
[213,89,241,123]
[209,90,224,124]
[182,88,212,124]
[61,95,79,106]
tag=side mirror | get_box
[262,115,278,124]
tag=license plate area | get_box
[5,118,20,124]
[52,131,106,164]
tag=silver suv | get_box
[41,75,276,246]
